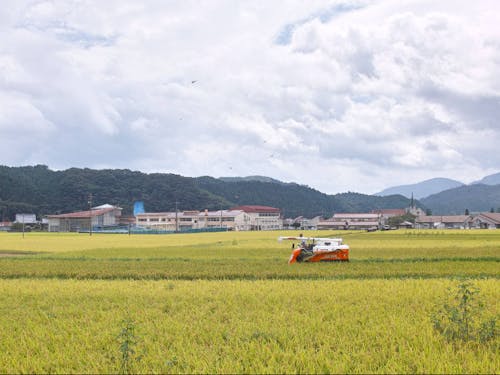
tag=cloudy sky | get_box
[1,0,499,194]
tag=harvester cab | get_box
[278,236,349,264]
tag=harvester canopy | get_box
[278,236,349,264]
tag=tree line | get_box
[0,165,414,220]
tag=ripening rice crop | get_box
[0,230,498,280]
[0,278,497,374]
[0,230,498,373]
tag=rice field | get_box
[0,230,498,373]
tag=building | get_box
[0,221,12,232]
[283,216,322,230]
[415,215,471,229]
[136,209,252,231]
[47,204,122,232]
[397,220,414,229]
[15,213,37,224]
[318,213,382,230]
[136,205,281,231]
[371,209,406,225]
[469,212,500,229]
[230,205,282,230]
[407,194,426,216]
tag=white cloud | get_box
[0,0,499,194]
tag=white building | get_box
[137,205,282,231]
[415,215,471,229]
[15,213,37,224]
[230,205,282,230]
[136,209,252,231]
[318,213,382,230]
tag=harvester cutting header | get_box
[278,235,349,264]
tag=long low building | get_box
[415,215,471,229]
[136,209,252,231]
[318,213,382,230]
[137,205,282,231]
[47,204,122,232]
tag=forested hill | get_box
[420,184,500,215]
[0,165,414,219]
[196,177,413,218]
[196,176,336,217]
[0,165,229,219]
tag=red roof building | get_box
[0,221,12,231]
[47,205,122,232]
[371,209,406,216]
[230,205,280,213]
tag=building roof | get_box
[399,221,414,226]
[47,206,119,219]
[136,210,246,219]
[345,221,380,226]
[230,205,280,213]
[93,204,119,210]
[371,209,406,216]
[204,210,245,218]
[475,212,500,224]
[318,220,380,227]
[332,213,381,219]
[416,215,470,224]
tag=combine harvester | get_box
[278,236,349,264]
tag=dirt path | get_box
[0,252,37,257]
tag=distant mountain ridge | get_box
[376,172,500,215]
[2,165,497,219]
[196,176,413,218]
[218,176,285,184]
[471,172,500,186]
[376,178,464,199]
[421,184,500,215]
[0,165,415,220]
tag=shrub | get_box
[431,280,497,344]
[117,318,141,374]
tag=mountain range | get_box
[0,165,412,220]
[376,172,500,199]
[471,172,500,186]
[1,165,499,219]
[375,178,464,199]
[375,172,500,215]
[420,184,500,215]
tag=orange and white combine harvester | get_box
[278,236,349,264]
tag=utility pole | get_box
[88,193,93,236]
[175,201,179,233]
[22,213,25,239]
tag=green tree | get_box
[387,212,416,227]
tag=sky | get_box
[1,0,499,194]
